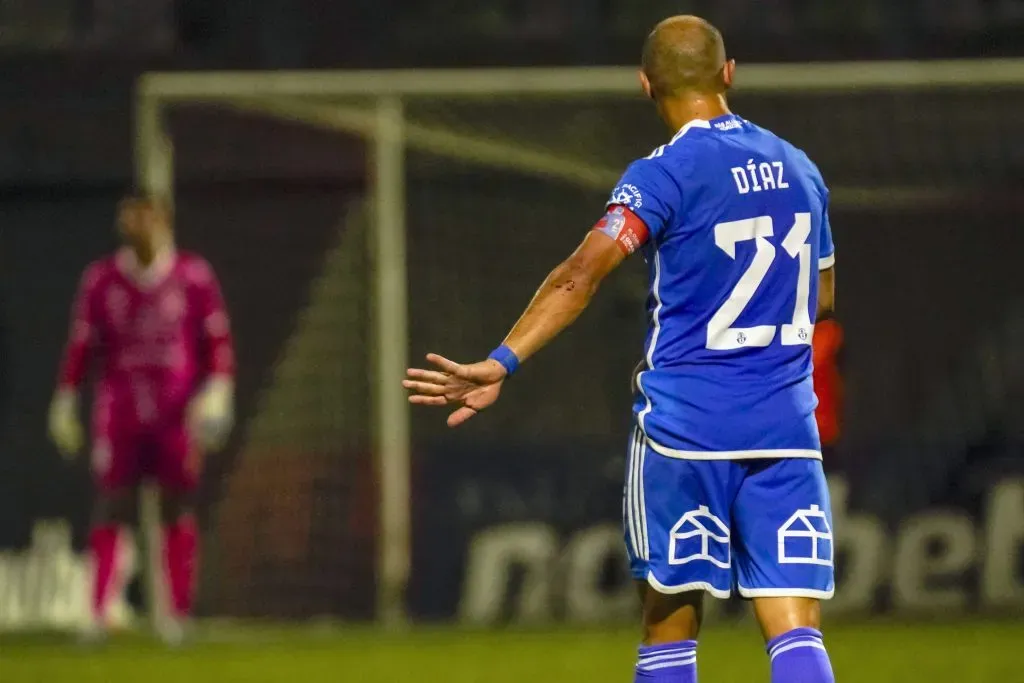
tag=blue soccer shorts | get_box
[622,426,835,599]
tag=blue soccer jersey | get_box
[613,114,837,598]
[609,113,835,459]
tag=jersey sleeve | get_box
[814,168,835,270]
[57,263,103,391]
[606,157,681,242]
[819,187,835,271]
[188,258,235,380]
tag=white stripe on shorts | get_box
[638,434,648,560]
[625,428,641,559]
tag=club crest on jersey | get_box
[160,288,185,322]
[105,286,129,331]
[610,184,643,209]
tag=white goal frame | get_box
[133,59,1024,626]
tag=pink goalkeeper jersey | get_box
[58,248,235,427]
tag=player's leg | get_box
[752,594,821,641]
[159,490,198,627]
[635,584,703,683]
[733,458,835,683]
[624,426,733,682]
[635,581,704,645]
[154,426,201,641]
[87,438,140,638]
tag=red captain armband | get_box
[592,205,650,255]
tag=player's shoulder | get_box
[174,251,217,284]
[611,152,684,212]
[80,255,119,290]
[614,127,707,203]
[642,119,719,165]
[749,122,825,186]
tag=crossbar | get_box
[139,59,1024,101]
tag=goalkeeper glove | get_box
[48,389,84,459]
[188,377,234,452]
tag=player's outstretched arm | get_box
[188,259,236,452]
[49,265,101,458]
[497,230,627,362]
[404,230,627,427]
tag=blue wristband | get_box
[487,344,520,377]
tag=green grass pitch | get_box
[2,620,1021,682]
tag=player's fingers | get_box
[447,406,477,428]
[405,368,449,384]
[409,395,447,406]
[402,379,447,395]
[425,353,465,377]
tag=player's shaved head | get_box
[642,16,728,99]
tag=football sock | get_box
[163,515,198,617]
[767,627,835,683]
[634,640,698,682]
[89,524,122,625]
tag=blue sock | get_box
[766,627,834,683]
[634,640,697,682]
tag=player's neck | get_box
[659,93,731,133]
[130,235,172,267]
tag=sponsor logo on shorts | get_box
[778,504,834,566]
[668,505,731,568]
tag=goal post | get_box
[133,59,1024,626]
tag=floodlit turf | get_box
[1,620,1021,682]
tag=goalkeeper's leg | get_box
[155,427,201,643]
[86,427,141,640]
[87,487,137,638]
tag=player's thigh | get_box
[623,426,736,600]
[92,486,139,525]
[732,457,834,606]
[91,402,143,493]
[152,424,201,498]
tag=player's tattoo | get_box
[554,279,577,291]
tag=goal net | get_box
[134,60,1024,625]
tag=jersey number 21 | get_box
[707,212,813,351]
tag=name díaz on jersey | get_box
[730,159,789,194]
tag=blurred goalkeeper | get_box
[49,195,235,644]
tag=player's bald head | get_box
[642,16,728,99]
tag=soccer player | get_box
[404,15,837,683]
[48,195,235,644]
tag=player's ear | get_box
[639,70,655,100]
[722,59,736,90]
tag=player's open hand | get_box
[403,353,506,427]
[48,390,84,460]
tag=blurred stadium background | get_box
[1,1,1022,681]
